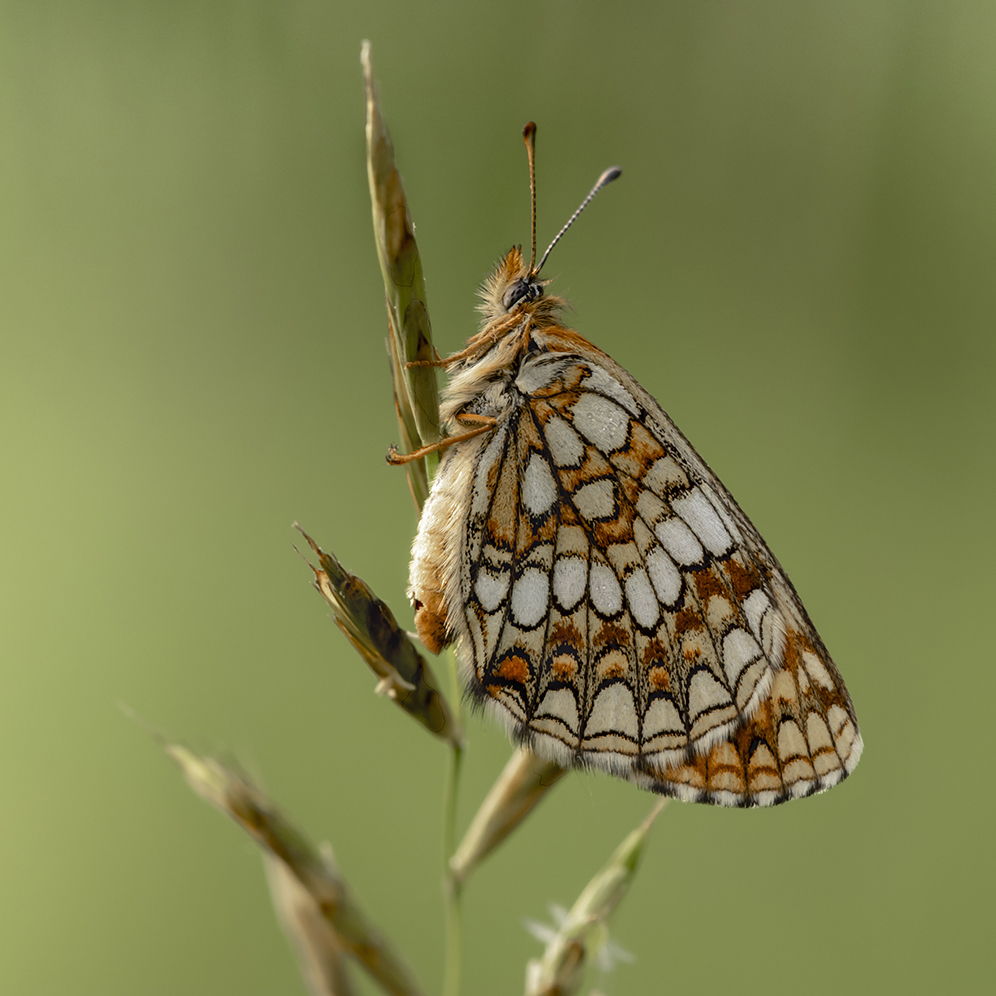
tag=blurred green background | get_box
[2,2,993,993]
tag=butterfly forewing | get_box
[407,247,861,808]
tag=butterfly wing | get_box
[457,337,862,807]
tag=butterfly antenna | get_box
[535,165,622,275]
[523,122,538,273]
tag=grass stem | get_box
[443,741,464,996]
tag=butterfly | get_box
[389,123,862,807]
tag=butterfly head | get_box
[477,246,564,329]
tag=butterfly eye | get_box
[502,277,542,311]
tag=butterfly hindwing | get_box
[455,338,861,806]
[404,244,861,808]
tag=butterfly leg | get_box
[404,345,447,368]
[405,340,484,369]
[386,414,498,465]
[405,317,526,370]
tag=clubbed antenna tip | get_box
[535,164,622,275]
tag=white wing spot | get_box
[544,416,585,467]
[671,488,733,556]
[742,588,786,664]
[643,696,685,738]
[702,485,745,544]
[510,568,549,627]
[582,366,639,414]
[742,589,771,643]
[722,627,763,688]
[523,453,558,515]
[585,683,638,738]
[589,562,623,616]
[806,711,834,754]
[655,515,705,565]
[778,719,809,761]
[571,393,630,451]
[514,355,569,393]
[573,479,616,520]
[687,669,733,720]
[645,547,682,606]
[535,688,580,734]
[625,568,660,628]
[474,567,511,612]
[552,557,587,611]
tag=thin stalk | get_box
[443,871,463,996]
[442,650,464,996]
[443,742,464,996]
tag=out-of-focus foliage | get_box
[1,3,993,995]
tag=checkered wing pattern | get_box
[453,338,861,807]
[403,245,861,807]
